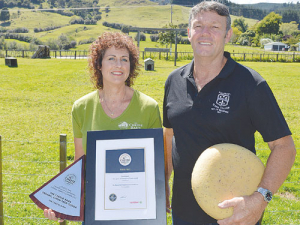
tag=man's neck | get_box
[193,54,227,91]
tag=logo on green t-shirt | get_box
[118,121,143,129]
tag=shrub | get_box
[70,40,77,48]
[121,25,130,34]
[7,27,29,33]
[135,32,146,41]
[179,37,190,44]
[34,25,65,33]
[150,35,159,42]
[94,15,102,21]
[84,19,97,25]
[69,16,84,25]
[78,37,95,45]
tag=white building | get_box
[264,42,289,51]
[296,42,300,51]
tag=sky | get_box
[230,0,299,4]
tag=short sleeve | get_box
[163,78,172,128]
[71,103,83,138]
[247,81,291,142]
[148,104,162,128]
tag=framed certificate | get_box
[85,128,166,225]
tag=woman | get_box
[44,32,162,222]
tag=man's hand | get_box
[217,192,267,225]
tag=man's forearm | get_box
[259,135,296,194]
[164,128,174,181]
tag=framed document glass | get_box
[85,128,166,225]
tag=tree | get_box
[0,0,4,8]
[158,23,178,47]
[0,36,7,50]
[282,10,299,23]
[231,26,242,43]
[0,7,10,21]
[237,30,256,46]
[57,33,71,50]
[280,21,299,36]
[232,18,248,33]
[260,38,273,47]
[256,12,282,35]
[121,25,130,34]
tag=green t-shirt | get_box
[72,89,162,152]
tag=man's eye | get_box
[122,58,128,62]
[108,57,115,60]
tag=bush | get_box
[34,25,65,33]
[7,27,29,33]
[69,16,84,25]
[150,35,159,42]
[121,25,130,34]
[84,19,97,25]
[94,15,102,21]
[0,33,42,45]
[78,37,95,45]
[46,38,59,50]
[70,40,77,48]
[179,37,190,44]
[135,32,146,41]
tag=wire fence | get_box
[0,135,299,224]
[1,50,300,63]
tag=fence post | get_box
[5,50,7,57]
[59,134,67,225]
[0,136,3,225]
[293,52,295,62]
[74,51,76,60]
[60,134,67,173]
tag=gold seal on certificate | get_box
[29,155,85,221]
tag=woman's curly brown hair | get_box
[88,32,140,89]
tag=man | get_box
[163,1,296,225]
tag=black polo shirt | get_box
[163,52,291,224]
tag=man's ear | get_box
[225,28,233,43]
[188,28,191,41]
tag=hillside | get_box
[0,0,259,51]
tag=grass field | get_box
[0,56,299,224]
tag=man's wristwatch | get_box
[256,187,273,203]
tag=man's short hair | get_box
[189,1,231,33]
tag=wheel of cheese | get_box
[191,143,265,220]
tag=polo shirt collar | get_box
[182,51,236,80]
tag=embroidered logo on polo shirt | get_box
[211,92,231,114]
[118,121,143,129]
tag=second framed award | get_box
[85,128,166,225]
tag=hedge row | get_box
[0,27,29,33]
[102,22,159,34]
[34,25,65,33]
[0,33,42,45]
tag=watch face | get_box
[266,191,272,201]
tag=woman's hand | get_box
[44,209,64,222]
